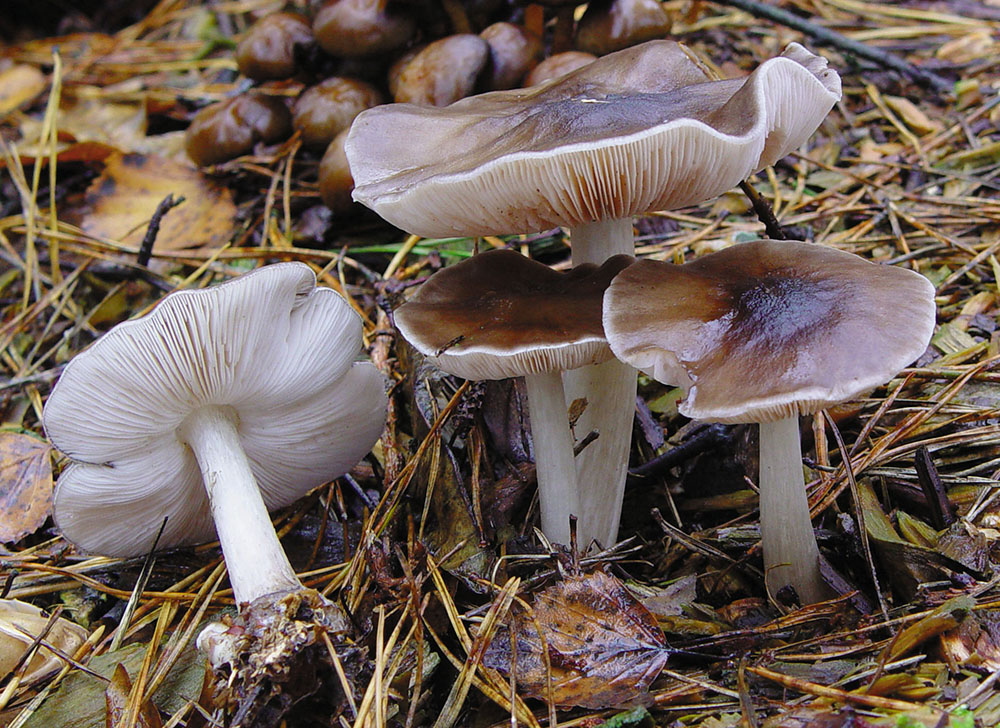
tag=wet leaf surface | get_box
[76,152,237,251]
[0,431,53,543]
[483,569,671,708]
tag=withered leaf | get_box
[79,152,237,251]
[105,663,163,728]
[483,569,671,709]
[0,64,46,118]
[0,431,53,543]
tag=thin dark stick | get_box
[739,180,786,240]
[137,194,184,268]
[711,0,953,94]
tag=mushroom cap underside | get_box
[44,263,387,556]
[347,40,841,236]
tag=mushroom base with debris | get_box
[199,588,367,728]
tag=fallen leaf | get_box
[78,152,237,251]
[0,431,54,543]
[483,569,672,708]
[884,95,943,135]
[105,664,163,728]
[26,640,205,728]
[0,64,46,118]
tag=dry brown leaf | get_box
[105,663,163,728]
[79,152,237,250]
[0,64,46,118]
[0,431,53,543]
[482,569,671,708]
[884,96,943,135]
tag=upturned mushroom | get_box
[43,263,386,718]
[346,40,841,547]
[45,262,385,603]
[394,249,631,544]
[603,240,936,603]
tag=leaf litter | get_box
[3,0,1000,726]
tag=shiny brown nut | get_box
[480,22,541,90]
[575,0,671,56]
[318,129,356,214]
[185,94,292,166]
[387,45,422,98]
[393,34,489,106]
[235,12,314,81]
[292,77,383,148]
[313,0,416,58]
[523,51,596,86]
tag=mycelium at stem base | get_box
[564,217,637,549]
[758,416,827,605]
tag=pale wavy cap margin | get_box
[347,40,841,237]
[43,262,388,556]
[603,241,936,425]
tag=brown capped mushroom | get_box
[395,249,632,543]
[393,34,490,106]
[603,240,936,603]
[575,0,671,56]
[292,77,383,148]
[480,22,541,90]
[319,129,356,214]
[185,94,291,167]
[347,40,841,547]
[313,0,416,58]
[235,12,314,81]
[524,51,597,86]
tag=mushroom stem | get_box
[758,416,826,604]
[179,405,302,605]
[523,371,581,544]
[564,217,637,548]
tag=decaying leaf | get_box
[482,569,672,709]
[0,64,46,118]
[0,431,54,543]
[25,640,205,728]
[104,663,163,728]
[0,600,87,684]
[77,152,237,251]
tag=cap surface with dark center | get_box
[603,240,936,423]
[395,249,633,379]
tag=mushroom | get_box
[480,22,541,90]
[603,240,936,603]
[394,249,631,544]
[235,11,315,81]
[346,40,841,547]
[43,263,387,609]
[291,76,383,148]
[185,93,292,167]
[575,0,671,56]
[524,51,596,86]
[392,34,491,106]
[313,0,416,58]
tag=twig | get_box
[137,194,184,268]
[739,180,786,240]
[711,0,954,94]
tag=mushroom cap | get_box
[346,40,841,237]
[603,240,936,423]
[395,249,632,380]
[44,263,387,557]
